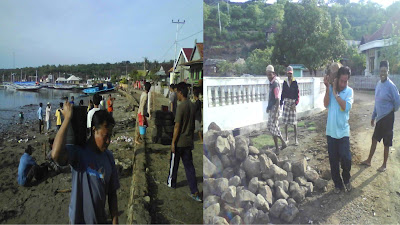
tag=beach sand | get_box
[0,92,137,223]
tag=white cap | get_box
[266,65,275,72]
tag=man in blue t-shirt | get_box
[361,60,400,172]
[17,145,38,186]
[324,66,354,194]
[52,104,120,224]
[37,103,43,134]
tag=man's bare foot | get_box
[377,166,387,172]
[135,140,142,145]
[294,140,299,146]
[360,160,371,167]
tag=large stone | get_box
[314,178,329,190]
[254,194,270,211]
[264,150,278,164]
[259,154,273,173]
[280,204,299,223]
[204,195,221,208]
[292,158,308,178]
[305,182,314,196]
[223,204,244,217]
[229,215,242,225]
[258,185,273,205]
[287,198,297,207]
[266,179,274,189]
[295,176,308,186]
[283,161,292,172]
[255,210,270,224]
[204,203,220,224]
[282,180,289,193]
[208,122,221,131]
[235,136,249,162]
[248,177,259,194]
[220,154,232,168]
[204,130,220,157]
[212,155,224,174]
[213,216,229,225]
[229,176,241,187]
[289,181,300,193]
[248,146,260,155]
[235,189,257,208]
[214,178,229,196]
[270,199,288,218]
[290,184,306,203]
[204,178,215,197]
[287,172,294,182]
[243,155,261,178]
[222,167,235,179]
[227,134,236,157]
[204,156,217,178]
[243,207,258,224]
[221,186,237,204]
[305,169,320,183]
[276,186,289,200]
[216,136,231,155]
[272,164,288,181]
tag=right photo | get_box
[203,0,400,224]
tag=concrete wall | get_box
[203,77,326,131]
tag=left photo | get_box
[0,0,203,224]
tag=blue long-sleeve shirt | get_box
[37,107,43,120]
[18,153,37,186]
[372,78,400,122]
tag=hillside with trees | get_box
[204,0,400,76]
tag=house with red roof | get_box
[359,13,400,76]
[180,42,203,84]
[170,47,193,83]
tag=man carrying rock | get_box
[323,66,354,193]
[280,66,300,145]
[266,65,287,152]
[166,82,201,202]
[361,60,400,172]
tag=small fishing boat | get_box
[83,83,115,94]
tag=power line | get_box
[177,30,203,42]
[159,42,176,61]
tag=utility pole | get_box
[172,19,185,77]
[13,52,15,69]
[218,3,222,34]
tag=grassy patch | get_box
[297,121,305,127]
[307,126,316,131]
[307,121,316,127]
[288,127,294,132]
[251,134,275,149]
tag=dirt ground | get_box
[0,92,136,223]
[253,90,400,224]
[144,91,203,224]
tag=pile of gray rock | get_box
[203,123,329,224]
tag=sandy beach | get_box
[0,91,137,223]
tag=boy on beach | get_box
[37,103,44,134]
[52,105,120,224]
[107,94,114,117]
[46,102,52,132]
[18,145,38,186]
[55,103,63,131]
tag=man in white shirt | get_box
[45,102,52,132]
[87,93,101,137]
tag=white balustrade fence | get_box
[204,77,326,131]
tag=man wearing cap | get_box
[266,65,287,152]
[45,102,52,132]
[280,66,300,145]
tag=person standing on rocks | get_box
[361,60,400,172]
[280,66,300,145]
[266,65,287,152]
[167,82,201,202]
[45,102,52,132]
[169,84,177,117]
[323,66,354,193]
[135,82,151,145]
[51,106,120,224]
[37,103,44,134]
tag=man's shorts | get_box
[373,111,394,147]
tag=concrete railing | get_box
[350,75,400,90]
[203,77,326,131]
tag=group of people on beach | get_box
[265,60,400,194]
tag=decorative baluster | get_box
[252,85,256,102]
[215,86,220,106]
[239,85,243,103]
[208,86,213,107]
[235,86,239,104]
[221,86,226,106]
[227,86,232,105]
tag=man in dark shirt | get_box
[280,66,300,145]
[166,82,201,202]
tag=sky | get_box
[0,0,203,69]
[230,0,398,8]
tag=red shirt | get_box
[107,99,113,112]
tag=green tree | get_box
[246,47,273,75]
[381,35,400,74]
